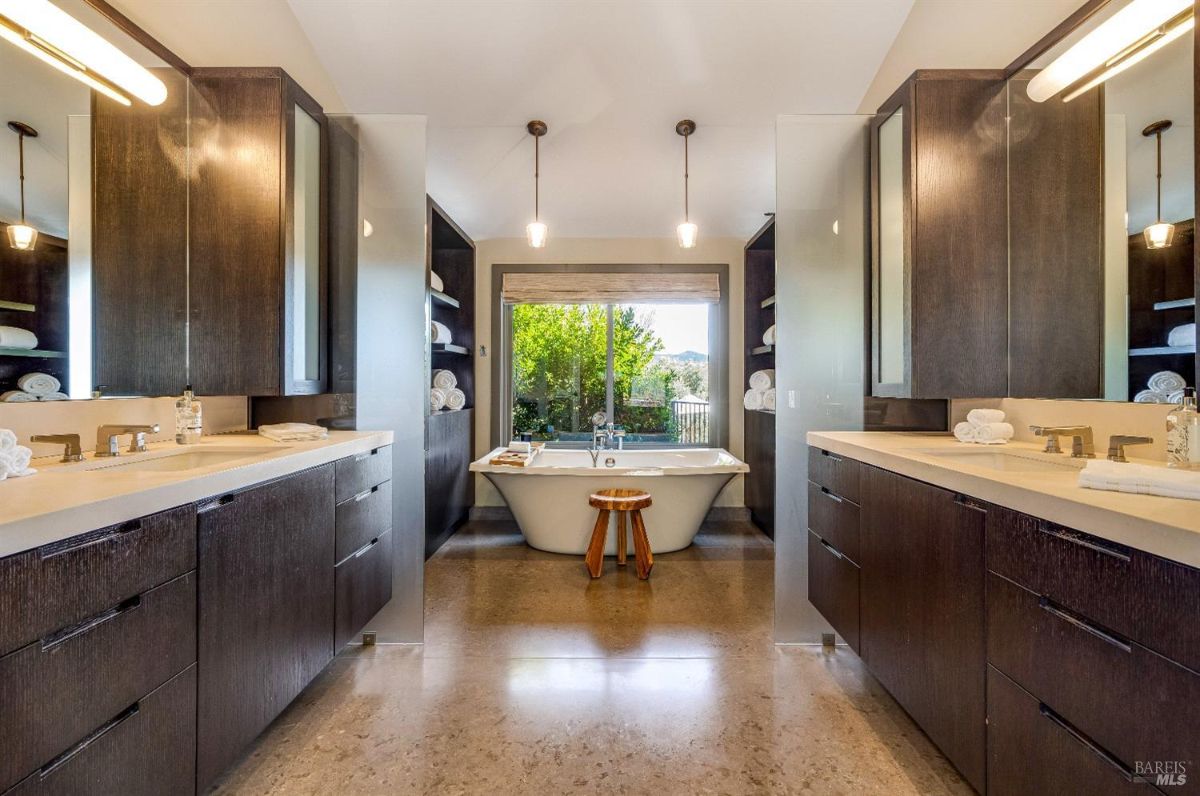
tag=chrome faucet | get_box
[589,412,616,466]
[1107,435,1153,463]
[1030,425,1095,458]
[95,424,160,457]
[30,433,83,462]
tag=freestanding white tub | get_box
[470,448,749,555]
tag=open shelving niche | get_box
[1127,220,1197,398]
[743,215,776,538]
[0,230,70,395]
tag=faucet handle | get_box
[30,433,83,463]
[1107,435,1153,463]
[1030,425,1095,458]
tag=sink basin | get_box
[918,448,1085,473]
[87,447,278,473]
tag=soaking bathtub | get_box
[470,448,749,555]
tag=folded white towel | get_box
[0,326,37,350]
[1168,389,1186,405]
[432,369,457,390]
[749,369,775,391]
[507,440,532,454]
[37,392,69,401]
[0,445,36,478]
[743,389,765,411]
[1079,460,1200,501]
[444,387,466,411]
[954,422,978,443]
[17,372,60,396]
[258,422,328,442]
[431,320,452,345]
[763,388,777,412]
[0,390,37,403]
[1148,371,1186,394]
[430,387,447,411]
[966,408,1005,426]
[430,271,444,292]
[973,422,1014,444]
[762,325,777,346]
[0,429,15,451]
[1134,389,1169,404]
[1168,323,1196,349]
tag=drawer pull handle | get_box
[820,487,844,504]
[38,702,140,779]
[41,595,142,651]
[354,486,379,502]
[820,450,843,462]
[1038,704,1133,781]
[1038,523,1131,563]
[953,494,987,513]
[819,539,846,561]
[353,537,380,559]
[38,520,142,560]
[1038,597,1132,653]
[198,493,237,513]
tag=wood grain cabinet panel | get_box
[197,465,335,791]
[807,530,860,652]
[335,444,392,503]
[807,447,861,504]
[806,481,860,564]
[335,479,392,564]
[335,530,393,650]
[743,408,775,537]
[425,410,472,558]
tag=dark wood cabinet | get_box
[335,530,393,650]
[743,407,774,537]
[743,218,775,536]
[425,408,473,558]
[197,464,335,790]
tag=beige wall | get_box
[471,236,747,507]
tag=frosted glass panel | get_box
[877,108,905,386]
[293,106,322,381]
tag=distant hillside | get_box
[668,350,708,363]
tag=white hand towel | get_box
[966,408,1005,426]
[1134,389,1169,404]
[430,271,444,292]
[444,387,466,411]
[762,388,777,412]
[762,325,777,346]
[37,392,69,401]
[0,428,15,451]
[17,372,60,396]
[0,445,35,478]
[431,321,452,345]
[748,369,775,391]
[743,389,765,411]
[1168,389,1187,405]
[430,387,447,411]
[1079,460,1200,501]
[0,390,37,402]
[954,422,978,443]
[1148,371,1186,394]
[258,422,328,442]
[0,326,37,350]
[432,369,457,390]
[1168,323,1196,349]
[973,422,1014,444]
[507,440,532,454]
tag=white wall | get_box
[471,236,747,508]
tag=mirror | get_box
[0,0,189,401]
[1008,0,1195,402]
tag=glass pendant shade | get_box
[677,221,698,249]
[526,221,548,249]
[6,223,36,250]
[1144,221,1175,250]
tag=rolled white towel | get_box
[973,422,1014,444]
[37,392,69,401]
[17,372,60,396]
[507,440,532,454]
[0,326,37,350]
[743,389,765,411]
[1148,371,1186,394]
[444,387,466,411]
[954,422,978,443]
[1168,389,1187,405]
[762,388,777,412]
[0,428,15,451]
[0,445,35,478]
[1168,323,1196,349]
[762,324,777,346]
[1134,389,1169,404]
[430,271,444,292]
[432,369,457,390]
[0,390,37,402]
[966,408,1005,426]
[430,387,447,411]
[748,369,775,391]
[431,321,452,345]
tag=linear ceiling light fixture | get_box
[6,121,39,251]
[1142,119,1175,249]
[0,0,167,107]
[676,119,697,248]
[1027,0,1194,103]
[525,120,548,249]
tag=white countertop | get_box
[0,430,393,559]
[808,431,1200,570]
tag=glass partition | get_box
[876,109,905,387]
[292,106,322,383]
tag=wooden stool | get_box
[585,489,653,579]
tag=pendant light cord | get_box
[534,132,540,222]
[1155,129,1163,223]
[17,130,25,224]
[683,133,689,223]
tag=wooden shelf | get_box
[1129,345,1195,357]
[750,344,775,356]
[432,343,470,356]
[760,295,776,309]
[0,347,66,358]
[746,408,776,415]
[430,288,460,309]
[1153,297,1196,311]
[0,299,35,312]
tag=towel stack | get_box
[744,369,776,413]
[431,369,467,412]
[1080,459,1200,501]
[762,324,777,347]
[1168,323,1196,349]
[0,429,36,481]
[953,408,1015,445]
[0,325,37,349]
[430,272,445,292]
[258,423,329,442]
[0,372,68,402]
[431,321,453,345]
[1134,371,1188,404]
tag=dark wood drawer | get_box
[807,446,860,504]
[987,504,1200,672]
[0,572,196,792]
[987,665,1158,796]
[807,530,859,652]
[335,479,392,564]
[5,664,196,796]
[987,572,1199,790]
[335,530,393,650]
[335,445,392,504]
[807,481,860,563]
[0,504,196,657]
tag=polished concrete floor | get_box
[214,521,970,795]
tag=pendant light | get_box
[676,119,697,248]
[526,120,548,248]
[1143,119,1175,249]
[6,121,38,251]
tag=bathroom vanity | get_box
[0,432,393,794]
[807,433,1199,794]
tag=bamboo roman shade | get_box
[501,272,720,304]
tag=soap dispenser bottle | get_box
[1166,387,1199,469]
[175,386,203,445]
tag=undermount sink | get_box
[86,447,278,473]
[918,448,1085,473]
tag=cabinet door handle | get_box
[38,702,141,779]
[1038,597,1132,653]
[197,493,237,513]
[819,539,846,561]
[954,494,987,513]
[354,486,379,502]
[1038,523,1131,563]
[38,519,141,560]
[41,595,142,651]
[353,537,380,559]
[1038,704,1133,781]
[820,487,844,504]
[820,450,843,462]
